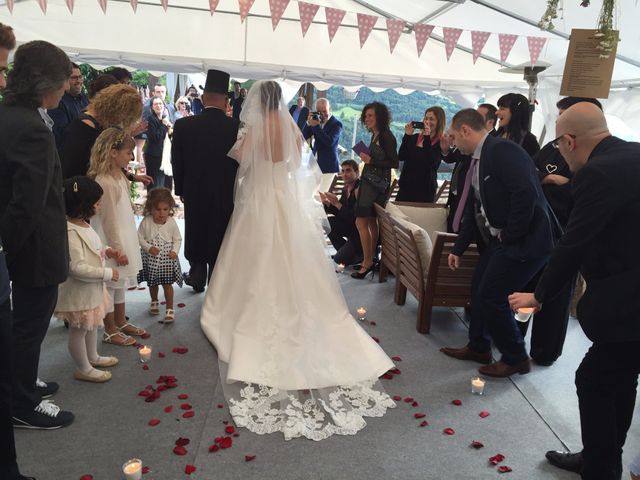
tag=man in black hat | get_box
[171,69,240,291]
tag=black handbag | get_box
[361,171,389,193]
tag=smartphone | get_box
[411,121,425,129]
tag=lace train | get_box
[224,379,396,441]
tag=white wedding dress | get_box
[200,81,395,441]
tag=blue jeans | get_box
[467,240,548,365]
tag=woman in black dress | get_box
[496,93,540,158]
[396,106,446,202]
[352,102,399,279]
[145,96,171,189]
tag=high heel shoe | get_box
[351,264,375,280]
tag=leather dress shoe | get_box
[440,346,492,364]
[545,450,583,474]
[478,359,530,378]
[183,273,204,293]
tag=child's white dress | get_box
[137,215,183,287]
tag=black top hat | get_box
[203,69,230,95]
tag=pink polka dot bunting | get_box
[269,0,290,30]
[298,1,319,37]
[130,0,138,13]
[527,36,547,66]
[499,33,518,63]
[357,13,378,48]
[37,0,47,13]
[414,24,435,57]
[208,0,219,15]
[471,31,491,64]
[443,27,463,61]
[160,0,168,11]
[6,0,14,13]
[386,18,405,54]
[97,0,107,14]
[238,0,256,23]
[325,7,346,43]
[65,0,75,13]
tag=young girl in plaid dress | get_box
[137,188,183,323]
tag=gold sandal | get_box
[102,331,136,346]
[117,323,147,337]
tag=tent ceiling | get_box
[2,0,640,94]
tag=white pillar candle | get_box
[471,377,486,395]
[123,459,142,480]
[138,346,152,363]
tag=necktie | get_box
[452,157,478,233]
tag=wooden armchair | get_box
[374,203,399,286]
[434,180,451,204]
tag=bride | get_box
[200,80,396,441]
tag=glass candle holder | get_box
[123,458,142,480]
[471,376,486,395]
[515,307,535,323]
[335,263,345,274]
[138,346,152,363]
[356,307,367,321]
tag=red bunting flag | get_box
[97,0,107,14]
[498,33,518,63]
[386,18,405,54]
[161,0,168,11]
[414,24,434,57]
[65,0,75,13]
[37,0,47,13]
[238,0,255,23]
[443,27,463,61]
[527,36,547,66]
[130,0,138,12]
[6,0,14,13]
[325,7,346,43]
[209,0,219,15]
[298,1,319,37]
[356,13,378,48]
[471,31,491,64]
[269,0,290,30]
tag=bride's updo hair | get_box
[260,81,282,111]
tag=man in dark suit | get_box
[230,81,244,120]
[0,40,75,433]
[510,102,640,480]
[302,98,343,173]
[289,96,309,132]
[320,159,362,266]
[440,109,556,378]
[171,69,240,292]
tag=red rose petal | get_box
[208,444,220,453]
[183,411,195,418]
[180,403,192,410]
[172,347,189,354]
[217,403,224,408]
[479,411,490,418]
[232,433,240,437]
[452,399,462,406]
[158,352,165,358]
[127,286,137,290]
[412,401,419,407]
[225,425,236,434]
[160,300,166,305]
[178,394,189,400]
[490,454,505,465]
[222,420,229,425]
[164,405,173,413]
[382,373,393,380]
[177,303,186,308]
[391,356,402,361]
[148,418,160,426]
[175,437,190,446]
[471,440,485,449]
[443,427,455,435]
[371,336,380,343]
[219,436,233,449]
[245,455,256,462]
[369,321,377,326]
[138,390,151,397]
[392,395,402,401]
[173,446,187,456]
[142,466,150,474]
[414,413,426,419]
[185,464,196,475]
[80,476,93,480]
[419,420,428,427]
[404,397,414,403]
[498,466,512,473]
[157,385,168,392]
[141,333,151,339]
[390,368,401,375]
[137,286,146,290]
[142,364,149,370]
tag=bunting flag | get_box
[209,0,219,15]
[443,27,463,61]
[269,0,290,30]
[356,14,378,48]
[160,0,168,11]
[65,0,75,13]
[498,33,518,63]
[386,18,405,54]
[414,23,435,57]
[527,36,547,66]
[238,0,255,23]
[130,0,138,12]
[37,0,47,13]
[6,0,13,13]
[470,31,491,64]
[298,1,319,37]
[325,7,346,43]
[97,0,107,13]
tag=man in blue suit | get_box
[441,109,557,378]
[302,98,343,173]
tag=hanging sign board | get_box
[560,28,619,99]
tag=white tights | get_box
[68,327,104,373]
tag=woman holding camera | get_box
[173,96,193,122]
[396,106,446,202]
[352,102,399,279]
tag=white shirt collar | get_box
[472,131,490,159]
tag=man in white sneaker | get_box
[0,39,75,433]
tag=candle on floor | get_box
[123,459,142,480]
[471,377,486,395]
[336,263,345,274]
[515,307,535,323]
[356,307,367,321]
[138,346,152,363]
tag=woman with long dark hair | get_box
[496,93,540,158]
[353,102,399,279]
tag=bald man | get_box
[302,98,343,173]
[510,102,640,480]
